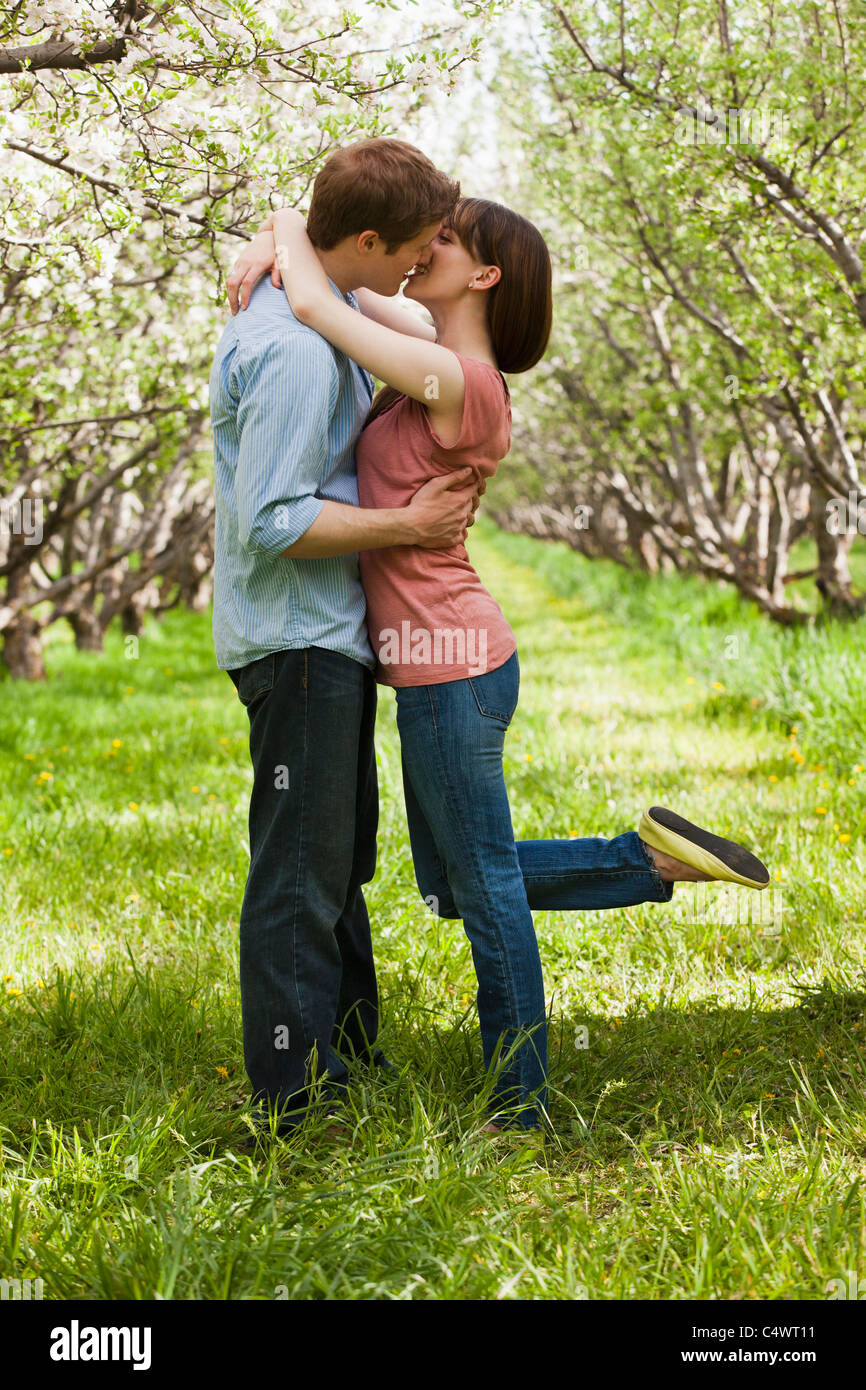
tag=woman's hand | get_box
[225,228,282,314]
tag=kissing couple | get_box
[210,138,770,1141]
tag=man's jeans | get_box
[228,646,380,1128]
[395,650,673,1131]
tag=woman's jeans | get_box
[395,650,673,1131]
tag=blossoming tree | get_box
[0,0,493,676]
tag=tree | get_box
[488,0,866,620]
[0,0,495,675]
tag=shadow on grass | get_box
[1,946,864,1167]
[545,984,866,1156]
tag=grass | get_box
[0,516,864,1300]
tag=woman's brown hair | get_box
[366,197,553,424]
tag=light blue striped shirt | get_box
[209,277,376,672]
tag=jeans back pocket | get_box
[466,651,519,725]
[235,653,276,708]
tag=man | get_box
[210,139,474,1139]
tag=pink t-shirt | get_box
[356,352,517,687]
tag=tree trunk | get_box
[68,607,105,651]
[1,614,46,680]
[811,485,866,615]
[120,600,145,637]
[179,570,213,613]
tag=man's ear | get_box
[356,230,381,255]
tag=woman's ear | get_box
[472,264,501,290]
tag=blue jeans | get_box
[228,646,382,1130]
[395,650,673,1131]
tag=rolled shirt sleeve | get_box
[233,332,339,556]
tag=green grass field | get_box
[1,519,864,1300]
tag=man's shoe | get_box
[368,1048,396,1074]
[639,805,770,889]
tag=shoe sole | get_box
[640,805,770,889]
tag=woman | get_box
[227,198,770,1133]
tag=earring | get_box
[467,280,475,288]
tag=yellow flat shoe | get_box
[638,805,770,889]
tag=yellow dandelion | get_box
[2,848,11,856]
[23,753,34,760]
[712,682,724,691]
[839,834,851,844]
[128,802,139,811]
[524,755,532,763]
[191,785,200,793]
[686,677,695,685]
[112,739,123,748]
[774,870,782,881]
[769,775,778,783]
[219,737,230,745]
[216,1065,229,1079]
[816,806,827,815]
[7,986,23,997]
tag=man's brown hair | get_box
[306,138,460,253]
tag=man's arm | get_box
[283,473,478,557]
